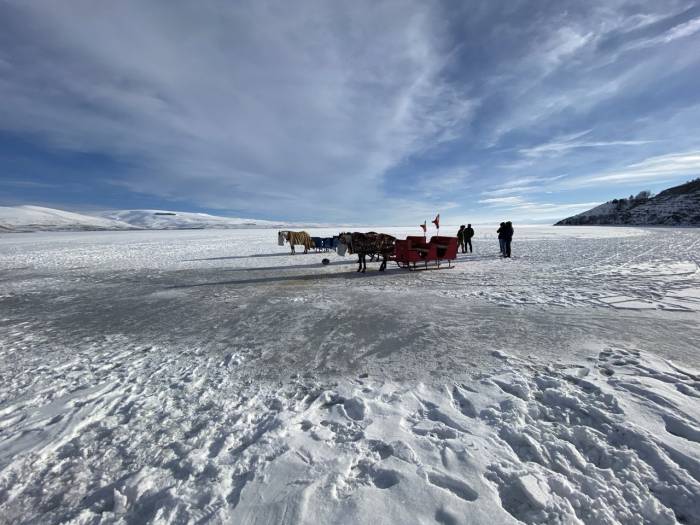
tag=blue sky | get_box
[1,0,700,224]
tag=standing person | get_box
[464,224,474,253]
[497,222,506,256]
[504,221,514,258]
[457,225,466,253]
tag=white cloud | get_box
[662,17,700,42]
[540,27,594,70]
[520,138,655,158]
[512,201,601,213]
[563,150,700,188]
[3,1,699,222]
[0,0,474,220]
[480,185,539,197]
[471,195,602,224]
[416,166,472,199]
[627,16,700,50]
[478,196,526,206]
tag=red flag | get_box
[420,221,427,232]
[432,214,440,229]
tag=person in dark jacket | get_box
[464,224,474,253]
[457,225,466,253]
[497,222,506,256]
[504,221,514,257]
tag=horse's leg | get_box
[357,254,362,272]
[380,254,387,271]
[362,254,366,273]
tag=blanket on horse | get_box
[340,232,396,272]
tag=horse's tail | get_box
[302,232,313,249]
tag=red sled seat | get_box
[392,236,458,270]
[429,236,458,261]
[398,239,427,264]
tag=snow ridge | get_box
[0,206,292,233]
[0,205,133,233]
[98,210,288,230]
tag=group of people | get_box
[497,221,514,258]
[456,224,474,254]
[456,222,515,258]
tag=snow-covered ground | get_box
[1,226,699,524]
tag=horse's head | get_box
[337,232,352,256]
[277,231,287,246]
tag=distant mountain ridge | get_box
[0,206,292,233]
[0,206,134,233]
[555,179,700,226]
[98,209,287,230]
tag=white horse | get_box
[278,230,313,254]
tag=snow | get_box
[98,209,289,230]
[1,226,699,524]
[575,201,618,219]
[0,206,298,233]
[0,205,133,232]
[557,179,700,226]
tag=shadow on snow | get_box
[171,267,410,288]
[184,252,321,262]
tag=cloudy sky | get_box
[1,0,699,223]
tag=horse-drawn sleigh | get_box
[338,232,458,272]
[279,230,459,272]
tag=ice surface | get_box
[0,226,699,524]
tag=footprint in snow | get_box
[451,386,477,419]
[350,460,401,490]
[371,468,400,489]
[427,471,478,501]
[663,414,700,444]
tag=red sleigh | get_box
[392,236,458,270]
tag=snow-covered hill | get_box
[98,209,287,230]
[556,179,700,226]
[0,205,134,233]
[0,206,292,233]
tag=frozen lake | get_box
[1,226,699,524]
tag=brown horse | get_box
[338,232,396,272]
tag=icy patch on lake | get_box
[1,226,699,523]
